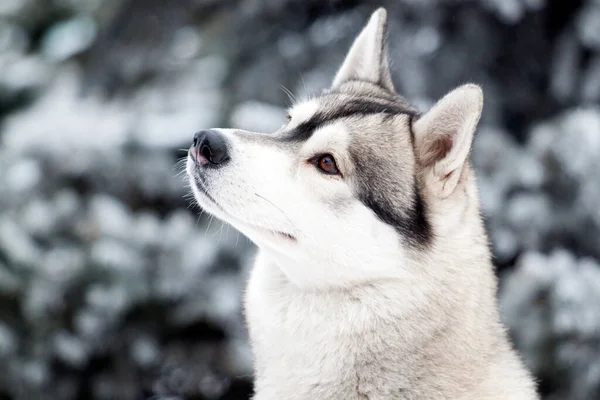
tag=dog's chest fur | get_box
[245,252,538,400]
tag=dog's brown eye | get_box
[316,154,339,175]
[286,114,292,121]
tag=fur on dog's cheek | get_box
[325,194,354,214]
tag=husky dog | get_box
[186,7,538,400]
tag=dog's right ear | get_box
[331,8,394,92]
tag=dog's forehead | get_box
[346,112,415,177]
[288,81,416,124]
[287,96,343,128]
[289,91,414,146]
[288,98,321,127]
[275,84,420,160]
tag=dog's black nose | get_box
[193,130,230,166]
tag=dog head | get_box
[186,8,484,289]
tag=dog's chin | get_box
[189,177,297,245]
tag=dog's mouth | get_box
[270,230,296,241]
[190,161,297,243]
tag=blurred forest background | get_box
[1,0,600,399]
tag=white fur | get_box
[287,98,320,129]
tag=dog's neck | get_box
[243,237,518,400]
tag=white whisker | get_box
[253,193,297,235]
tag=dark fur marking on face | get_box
[410,183,432,246]
[281,99,418,143]
[356,182,431,248]
[350,151,432,248]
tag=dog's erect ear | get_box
[332,8,394,92]
[412,84,483,198]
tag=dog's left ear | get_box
[332,8,394,92]
[412,84,483,198]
